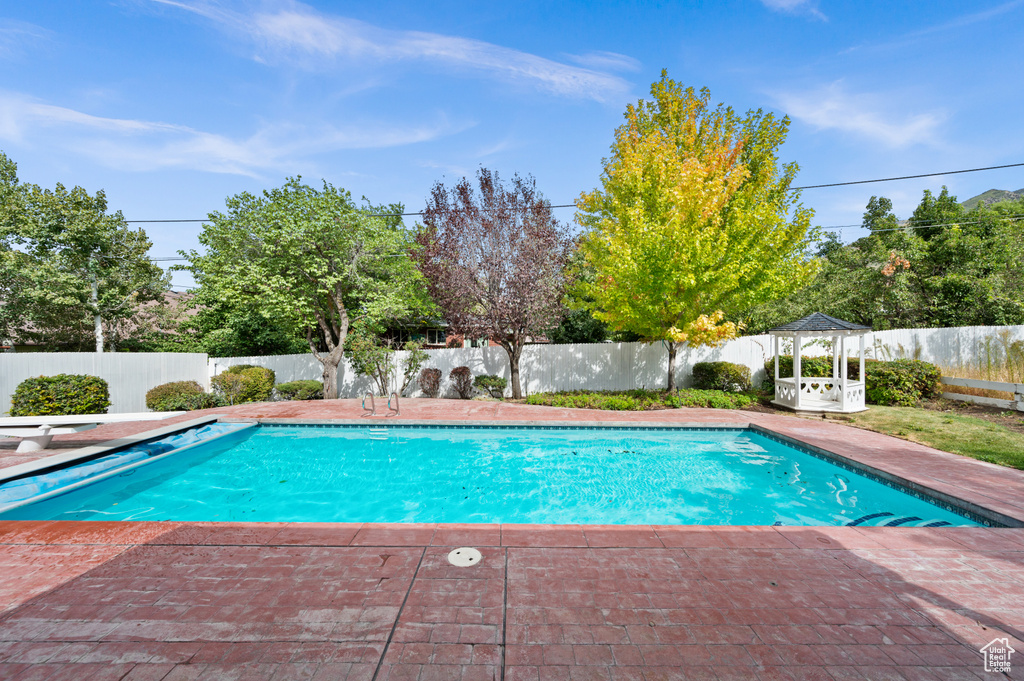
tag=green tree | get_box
[548,308,609,344]
[739,191,1024,332]
[575,73,819,389]
[185,298,307,357]
[186,177,431,398]
[0,151,168,351]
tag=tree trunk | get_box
[506,342,524,399]
[667,341,678,391]
[321,356,340,400]
[91,274,103,353]
[317,344,346,399]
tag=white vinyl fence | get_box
[210,337,777,399]
[867,325,1024,369]
[940,377,1024,412]
[0,353,208,414]
[4,325,1022,412]
[210,324,1024,398]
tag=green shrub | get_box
[450,366,473,399]
[223,364,259,374]
[665,389,754,409]
[276,380,323,401]
[763,355,857,386]
[525,389,753,411]
[211,372,244,404]
[153,393,225,412]
[10,374,111,416]
[865,359,941,406]
[474,374,507,399]
[236,366,275,403]
[146,380,205,411]
[213,365,275,404]
[691,361,751,392]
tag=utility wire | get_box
[790,162,1024,190]
[122,162,1024,223]
[139,213,1024,261]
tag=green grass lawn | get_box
[837,406,1024,470]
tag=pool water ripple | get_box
[0,425,979,526]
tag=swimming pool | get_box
[0,423,983,526]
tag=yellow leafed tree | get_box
[576,72,820,390]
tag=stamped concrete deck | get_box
[2,400,1024,679]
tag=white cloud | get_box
[149,0,632,103]
[759,0,827,21]
[0,19,50,59]
[842,0,1023,54]
[0,91,459,177]
[773,83,944,148]
[564,51,641,73]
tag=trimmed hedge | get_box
[153,393,224,411]
[11,374,111,417]
[763,355,860,385]
[450,366,473,399]
[418,368,442,398]
[865,359,941,406]
[276,380,323,401]
[213,365,275,404]
[474,374,507,399]
[691,361,751,392]
[764,356,941,406]
[146,380,205,411]
[526,389,754,411]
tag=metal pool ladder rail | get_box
[362,392,376,417]
[387,391,400,417]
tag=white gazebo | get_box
[769,312,871,413]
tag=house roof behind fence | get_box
[768,312,871,334]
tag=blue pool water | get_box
[0,425,980,526]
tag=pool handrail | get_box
[387,391,400,416]
[361,392,376,416]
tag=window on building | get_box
[425,329,446,345]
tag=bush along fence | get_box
[2,324,1022,412]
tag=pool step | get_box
[368,428,389,441]
[846,512,963,528]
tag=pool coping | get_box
[0,414,226,486]
[3,414,1022,528]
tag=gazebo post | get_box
[774,335,779,382]
[859,334,866,386]
[832,335,839,392]
[793,333,802,409]
[839,335,848,411]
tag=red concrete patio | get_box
[2,399,1023,679]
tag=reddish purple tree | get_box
[415,169,572,399]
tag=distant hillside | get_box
[961,188,1024,210]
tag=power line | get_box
[142,212,1024,261]
[790,162,1024,190]
[820,213,1024,232]
[122,161,1024,223]
[853,214,1024,234]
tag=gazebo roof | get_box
[768,312,871,334]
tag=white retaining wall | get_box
[0,353,209,414]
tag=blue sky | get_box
[2,0,1023,289]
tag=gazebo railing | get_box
[774,376,865,411]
